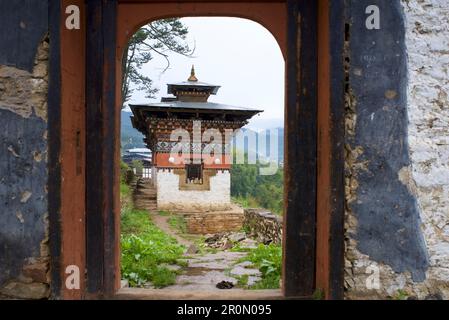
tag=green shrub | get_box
[120,161,129,182]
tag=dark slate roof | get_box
[167,81,221,95]
[129,101,263,113]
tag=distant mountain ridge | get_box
[235,127,284,163]
[121,111,146,151]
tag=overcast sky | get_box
[127,17,285,130]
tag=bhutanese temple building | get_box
[130,66,262,214]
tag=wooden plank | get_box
[328,0,345,300]
[102,0,119,296]
[118,0,285,3]
[86,0,118,297]
[47,0,62,299]
[316,0,345,300]
[117,2,287,60]
[283,0,318,297]
[116,288,283,300]
[316,0,331,297]
[86,0,105,296]
[60,0,87,300]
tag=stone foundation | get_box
[184,209,244,234]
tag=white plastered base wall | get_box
[156,169,232,211]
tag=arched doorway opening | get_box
[118,16,285,297]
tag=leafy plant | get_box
[151,266,177,288]
[238,244,282,290]
[121,209,185,288]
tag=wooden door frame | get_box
[49,0,345,300]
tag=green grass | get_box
[238,244,282,290]
[120,181,133,214]
[312,288,325,300]
[121,209,185,288]
[392,289,409,300]
[232,196,283,216]
[230,243,252,253]
[168,215,187,234]
[250,275,280,290]
[232,196,260,210]
[237,274,249,287]
[120,182,131,198]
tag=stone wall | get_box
[403,0,449,295]
[157,169,232,211]
[0,36,50,299]
[243,209,282,245]
[344,0,449,299]
[185,211,244,234]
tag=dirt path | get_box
[149,212,193,247]
[148,211,262,291]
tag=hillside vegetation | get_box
[231,162,283,215]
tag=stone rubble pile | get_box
[243,209,282,245]
[203,232,258,250]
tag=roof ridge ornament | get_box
[188,65,198,82]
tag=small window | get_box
[186,164,203,184]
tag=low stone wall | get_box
[243,209,282,245]
[185,212,244,234]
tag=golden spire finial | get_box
[188,65,198,82]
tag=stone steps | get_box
[134,193,157,198]
[133,178,158,211]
